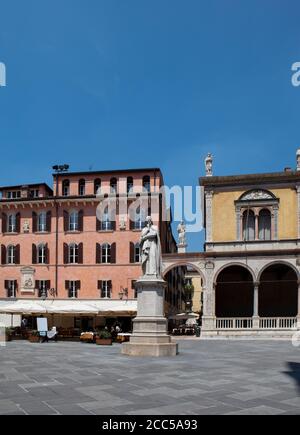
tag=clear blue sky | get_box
[0,0,300,251]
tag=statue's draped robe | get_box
[140,225,162,278]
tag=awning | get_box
[0,299,138,316]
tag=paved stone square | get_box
[0,339,300,415]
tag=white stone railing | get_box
[216,317,297,330]
[216,318,253,329]
[259,317,297,330]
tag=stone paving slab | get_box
[0,340,299,415]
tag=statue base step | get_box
[122,340,178,357]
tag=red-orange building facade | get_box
[0,168,179,320]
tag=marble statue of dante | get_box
[140,216,163,278]
[177,220,186,245]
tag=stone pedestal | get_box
[122,278,178,357]
[177,244,187,254]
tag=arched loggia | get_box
[259,263,298,317]
[216,265,254,317]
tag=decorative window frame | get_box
[235,189,279,241]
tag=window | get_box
[101,243,111,264]
[101,280,112,298]
[7,245,16,264]
[242,210,255,241]
[37,244,46,264]
[69,211,79,231]
[69,243,79,264]
[94,178,101,195]
[38,280,47,298]
[38,212,47,232]
[259,209,271,241]
[7,191,21,199]
[62,180,70,196]
[127,177,133,194]
[134,243,141,263]
[110,177,117,194]
[6,280,16,298]
[134,207,145,230]
[101,206,112,231]
[142,175,151,193]
[7,214,16,233]
[68,280,79,298]
[132,280,138,299]
[30,189,39,198]
[78,179,85,196]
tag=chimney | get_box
[297,148,300,171]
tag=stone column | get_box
[252,282,260,329]
[122,278,178,357]
[201,261,216,334]
[297,281,300,324]
[297,185,300,239]
[205,191,214,243]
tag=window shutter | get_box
[32,212,37,233]
[2,213,7,233]
[35,280,40,290]
[96,243,101,264]
[76,280,81,290]
[63,211,69,232]
[130,242,135,263]
[46,211,52,232]
[78,243,83,264]
[96,216,101,231]
[63,243,68,264]
[14,280,18,292]
[1,245,6,265]
[108,280,112,297]
[65,280,70,290]
[45,243,49,264]
[46,280,51,290]
[78,210,84,231]
[16,213,21,233]
[98,280,102,290]
[4,280,9,290]
[32,244,37,264]
[110,243,116,264]
[15,245,20,264]
[111,220,116,231]
[129,218,134,230]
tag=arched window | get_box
[127,177,133,194]
[242,210,255,241]
[69,211,79,231]
[258,209,271,240]
[7,214,16,233]
[110,177,117,194]
[7,245,16,264]
[78,179,85,196]
[94,178,101,195]
[62,180,70,196]
[101,206,112,231]
[134,206,146,230]
[101,243,111,264]
[69,243,79,264]
[37,243,46,264]
[38,212,47,232]
[142,175,151,193]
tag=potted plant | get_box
[96,329,113,346]
[28,330,40,343]
[4,327,13,342]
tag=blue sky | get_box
[0,0,300,251]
